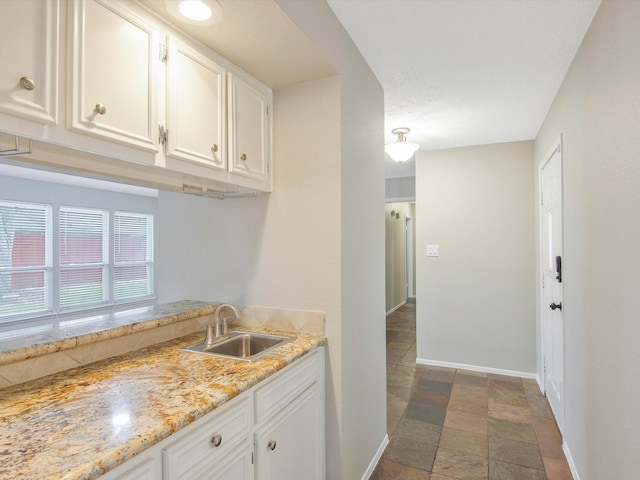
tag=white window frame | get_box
[0,175,156,330]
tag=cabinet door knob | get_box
[268,440,277,451]
[210,434,222,447]
[240,153,247,161]
[19,76,35,91]
[94,103,107,115]
[210,144,218,153]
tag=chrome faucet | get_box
[204,303,241,347]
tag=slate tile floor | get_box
[371,301,573,480]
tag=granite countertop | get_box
[0,326,325,480]
[0,300,219,365]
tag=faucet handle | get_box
[204,323,218,347]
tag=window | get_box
[114,212,154,301]
[0,201,52,318]
[59,206,109,311]
[0,201,154,323]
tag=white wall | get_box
[385,176,416,201]
[274,3,387,479]
[157,2,387,476]
[535,1,640,478]
[416,141,536,374]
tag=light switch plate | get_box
[426,244,439,257]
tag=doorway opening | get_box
[385,201,416,314]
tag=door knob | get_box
[550,302,562,311]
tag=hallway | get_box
[371,302,572,479]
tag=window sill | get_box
[0,300,218,367]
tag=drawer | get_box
[163,395,252,480]
[255,349,321,424]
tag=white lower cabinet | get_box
[102,347,325,479]
[163,396,253,479]
[254,383,324,480]
[98,450,161,480]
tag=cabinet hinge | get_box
[159,43,167,62]
[159,125,168,145]
[251,451,254,465]
[540,192,544,206]
[266,105,269,115]
[542,274,545,289]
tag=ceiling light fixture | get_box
[166,0,223,25]
[385,127,419,163]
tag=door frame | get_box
[405,214,414,298]
[538,134,565,430]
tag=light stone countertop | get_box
[0,326,325,479]
[0,300,219,366]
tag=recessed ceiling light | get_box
[166,0,223,26]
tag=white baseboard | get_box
[362,434,389,480]
[536,374,544,393]
[416,357,537,379]
[386,301,406,316]
[563,440,581,480]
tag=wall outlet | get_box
[426,244,439,257]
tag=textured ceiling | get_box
[327,0,601,178]
[138,0,601,180]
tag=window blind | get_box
[59,207,109,311]
[114,212,153,301]
[0,201,52,318]
[0,199,154,323]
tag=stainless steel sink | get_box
[182,331,292,361]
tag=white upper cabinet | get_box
[0,0,59,125]
[164,35,226,172]
[68,0,159,153]
[0,0,272,193]
[228,72,271,189]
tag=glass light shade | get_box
[385,141,419,162]
[179,0,212,21]
[166,0,223,25]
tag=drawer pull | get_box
[268,440,277,451]
[94,103,107,115]
[210,144,218,153]
[240,153,247,161]
[210,434,222,447]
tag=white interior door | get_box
[540,137,564,429]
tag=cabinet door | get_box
[163,396,252,480]
[165,36,226,171]
[0,0,58,124]
[68,0,158,153]
[98,451,161,480]
[255,384,324,480]
[227,72,271,187]
[193,442,253,480]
